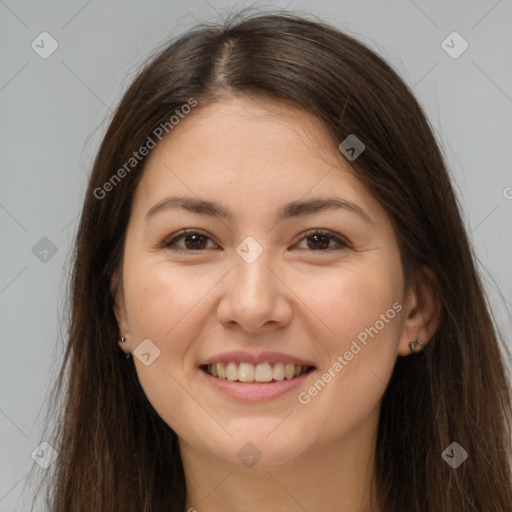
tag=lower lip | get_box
[199,368,315,401]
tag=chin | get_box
[194,417,319,469]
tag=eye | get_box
[163,230,218,252]
[294,229,349,252]
[162,228,349,253]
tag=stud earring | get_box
[409,337,423,352]
[118,336,131,359]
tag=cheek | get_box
[299,260,403,355]
[121,258,217,429]
[121,253,218,400]
[296,259,404,430]
[123,255,213,343]
[298,261,403,408]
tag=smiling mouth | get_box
[201,361,315,383]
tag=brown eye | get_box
[164,231,217,252]
[306,233,331,250]
[295,230,349,252]
[181,233,208,250]
[163,229,349,254]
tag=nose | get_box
[216,245,293,334]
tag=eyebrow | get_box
[144,195,373,225]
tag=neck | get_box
[180,410,381,512]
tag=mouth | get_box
[200,361,315,383]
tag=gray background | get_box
[1,0,511,509]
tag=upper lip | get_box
[200,350,316,367]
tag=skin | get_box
[112,95,441,511]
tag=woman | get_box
[31,9,512,512]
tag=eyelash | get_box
[162,228,350,253]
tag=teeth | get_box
[238,362,255,382]
[205,361,311,382]
[226,362,238,381]
[217,363,226,379]
[254,362,273,382]
[273,362,285,381]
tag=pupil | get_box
[185,234,206,250]
[308,234,329,250]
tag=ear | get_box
[110,269,131,354]
[397,265,442,356]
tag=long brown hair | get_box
[28,9,512,511]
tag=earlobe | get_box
[110,270,131,353]
[397,266,442,356]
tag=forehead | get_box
[156,95,342,164]
[130,95,380,224]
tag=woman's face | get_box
[113,95,413,468]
